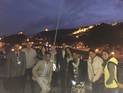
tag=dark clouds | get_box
[0,0,123,35]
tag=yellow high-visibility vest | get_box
[104,57,118,88]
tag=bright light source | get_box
[95,48,99,52]
[88,26,94,29]
[19,46,22,50]
[0,37,2,40]
[18,32,24,35]
[26,38,30,42]
[11,48,15,52]
[72,80,76,86]
[39,42,42,44]
[45,28,48,32]
[111,52,115,55]
[49,44,51,47]
[45,42,49,47]
[53,63,56,71]
[76,36,79,38]
[72,25,94,35]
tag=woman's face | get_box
[66,48,71,54]
[89,51,96,59]
[102,51,109,61]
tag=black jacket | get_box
[0,50,8,77]
[7,51,26,78]
[68,60,85,83]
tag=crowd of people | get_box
[0,39,123,93]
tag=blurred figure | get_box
[0,40,8,77]
[115,49,123,93]
[4,44,26,93]
[22,41,38,93]
[65,48,73,63]
[56,43,68,93]
[102,50,119,93]
[0,40,9,92]
[64,47,73,93]
[32,52,53,93]
[88,49,104,93]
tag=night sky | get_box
[0,0,123,35]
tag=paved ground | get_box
[0,65,123,93]
[0,79,40,93]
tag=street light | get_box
[111,51,115,55]
[45,28,48,32]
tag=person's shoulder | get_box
[37,60,45,64]
[31,48,36,52]
[108,57,118,65]
[22,48,26,52]
[96,56,103,60]
[20,51,25,55]
[34,60,43,66]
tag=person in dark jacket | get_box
[0,40,8,78]
[56,43,68,93]
[4,44,26,93]
[0,40,9,92]
[67,52,84,93]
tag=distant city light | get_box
[53,63,56,71]
[18,32,24,35]
[26,38,30,42]
[76,36,79,38]
[31,42,34,44]
[11,48,15,52]
[112,22,117,26]
[73,25,94,35]
[45,42,49,47]
[49,44,51,47]
[45,28,48,32]
[19,46,22,50]
[39,42,42,44]
[88,25,94,29]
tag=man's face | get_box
[45,54,51,61]
[89,51,96,59]
[26,42,33,48]
[102,51,109,61]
